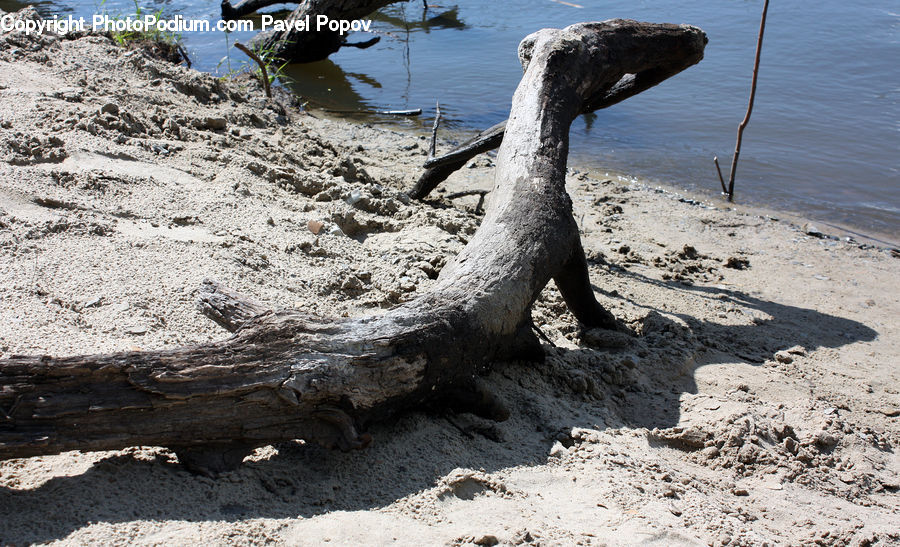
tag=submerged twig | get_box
[324,108,422,116]
[719,0,769,202]
[713,156,727,194]
[234,42,271,98]
[550,0,584,7]
[429,101,442,158]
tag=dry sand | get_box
[0,8,898,545]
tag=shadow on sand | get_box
[0,275,876,543]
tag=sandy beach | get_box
[0,9,898,545]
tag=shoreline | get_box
[315,108,900,250]
[1,14,898,545]
[595,171,900,250]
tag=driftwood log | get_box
[410,40,706,199]
[0,20,706,474]
[229,0,403,64]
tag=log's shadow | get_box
[0,278,876,544]
[589,267,878,428]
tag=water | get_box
[7,0,899,242]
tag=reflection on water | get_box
[372,6,466,32]
[0,0,62,14]
[281,7,464,110]
[283,60,380,112]
[5,0,899,240]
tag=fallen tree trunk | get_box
[0,20,706,474]
[410,55,706,199]
[245,0,403,64]
[221,0,295,20]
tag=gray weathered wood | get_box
[221,0,294,20]
[411,45,708,199]
[197,279,270,332]
[0,20,706,471]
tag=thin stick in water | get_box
[324,108,422,116]
[714,156,727,194]
[429,101,442,159]
[725,0,769,202]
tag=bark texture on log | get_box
[246,0,402,64]
[411,36,707,199]
[0,20,706,471]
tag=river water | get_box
[6,0,898,242]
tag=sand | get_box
[0,8,898,545]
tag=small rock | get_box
[474,535,499,546]
[99,102,119,116]
[815,431,840,448]
[399,277,416,292]
[171,215,200,226]
[737,444,761,464]
[414,260,436,278]
[724,256,750,269]
[617,244,630,254]
[514,531,535,544]
[679,245,699,259]
[555,431,575,447]
[786,345,807,356]
[774,350,793,364]
[803,223,824,238]
[307,220,324,235]
[548,441,566,459]
[126,325,148,335]
[783,437,798,454]
[204,117,227,130]
[346,189,363,205]
[341,275,363,291]
[733,487,749,496]
[83,296,103,308]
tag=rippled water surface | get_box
[8,0,899,241]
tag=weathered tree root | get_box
[411,46,707,199]
[0,20,706,474]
